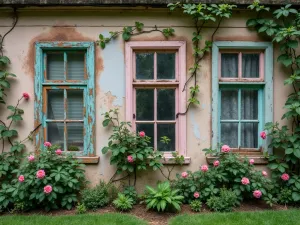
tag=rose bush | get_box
[0,143,86,211]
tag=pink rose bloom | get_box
[44,185,52,194]
[241,177,250,185]
[213,160,220,167]
[18,175,25,183]
[249,159,255,165]
[262,171,268,177]
[127,155,134,163]
[55,149,62,155]
[44,141,52,147]
[260,131,267,140]
[36,170,46,179]
[181,172,188,178]
[28,155,35,162]
[253,190,262,198]
[281,173,290,181]
[139,131,145,137]
[194,192,200,199]
[201,165,209,172]
[22,92,30,100]
[221,145,230,153]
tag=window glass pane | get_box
[242,54,259,78]
[241,90,258,120]
[47,90,64,120]
[157,53,175,79]
[136,53,154,80]
[67,123,84,151]
[136,89,154,120]
[157,124,175,152]
[241,123,258,148]
[47,53,64,80]
[67,90,83,120]
[157,89,175,120]
[221,123,238,148]
[136,123,154,148]
[47,122,64,148]
[221,90,238,120]
[67,52,85,80]
[221,53,238,78]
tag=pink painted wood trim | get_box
[125,41,187,156]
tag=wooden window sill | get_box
[75,156,100,164]
[206,151,268,165]
[161,156,191,165]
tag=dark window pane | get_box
[136,53,154,80]
[67,123,84,151]
[47,122,64,149]
[241,123,258,148]
[157,124,175,152]
[47,53,64,80]
[157,53,175,79]
[221,123,238,148]
[67,90,83,120]
[157,89,175,120]
[241,90,258,120]
[136,89,154,120]
[136,123,154,148]
[221,90,238,120]
[48,90,64,120]
[242,54,259,78]
[67,52,85,80]
[221,53,238,78]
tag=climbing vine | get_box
[247,1,300,176]
[98,3,236,116]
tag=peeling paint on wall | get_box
[190,109,201,140]
[99,31,125,107]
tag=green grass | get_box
[1,213,148,225]
[169,210,300,225]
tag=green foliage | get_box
[68,145,80,151]
[76,203,87,214]
[113,193,134,212]
[101,109,163,184]
[189,200,202,212]
[144,181,184,212]
[206,188,239,212]
[98,22,174,49]
[122,186,138,204]
[81,181,113,210]
[278,188,293,204]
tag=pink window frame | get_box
[125,41,187,157]
[218,50,265,82]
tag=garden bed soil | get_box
[1,201,290,225]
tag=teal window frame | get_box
[212,41,273,153]
[34,42,95,156]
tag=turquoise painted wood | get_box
[34,42,95,156]
[212,41,273,153]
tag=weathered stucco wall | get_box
[0,7,292,189]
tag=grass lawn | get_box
[1,213,148,225]
[169,210,300,225]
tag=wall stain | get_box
[23,26,103,94]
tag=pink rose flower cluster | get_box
[260,131,267,140]
[281,173,289,181]
[28,155,35,162]
[249,159,255,165]
[22,92,30,100]
[213,160,219,167]
[44,185,53,194]
[194,192,200,199]
[241,177,250,185]
[36,170,46,179]
[127,155,134,163]
[253,190,262,198]
[44,141,52,147]
[139,131,145,137]
[181,171,188,178]
[201,165,209,172]
[221,145,230,153]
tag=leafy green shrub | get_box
[81,181,111,210]
[207,188,240,212]
[101,109,163,185]
[0,144,86,211]
[189,200,202,212]
[113,193,134,211]
[68,145,80,151]
[122,186,138,204]
[145,181,184,212]
[76,203,87,214]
